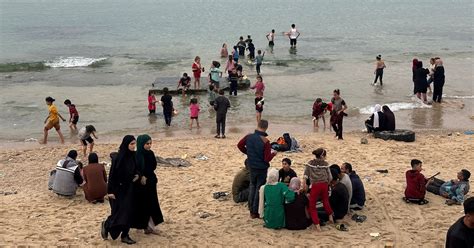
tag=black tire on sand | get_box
[374,129,416,142]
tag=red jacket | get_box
[404,170,428,199]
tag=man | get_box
[237,120,277,218]
[330,164,352,214]
[266,29,275,47]
[51,150,83,197]
[232,162,250,203]
[341,162,366,210]
[287,24,300,48]
[213,90,230,138]
[236,36,246,57]
[446,197,474,247]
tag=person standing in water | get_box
[266,29,275,47]
[330,89,347,140]
[373,55,386,86]
[237,36,246,57]
[220,43,228,58]
[192,56,204,89]
[286,24,300,48]
[432,58,445,103]
[160,88,173,127]
[42,96,66,144]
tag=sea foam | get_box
[45,57,107,68]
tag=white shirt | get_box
[289,28,298,39]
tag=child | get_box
[64,99,79,131]
[209,61,222,90]
[312,98,328,128]
[147,91,157,115]
[255,50,265,75]
[208,85,217,106]
[279,158,297,185]
[255,92,264,124]
[177,73,191,96]
[404,159,432,205]
[192,56,204,89]
[247,39,255,60]
[235,61,243,79]
[440,169,471,205]
[250,75,265,96]
[189,98,200,130]
[232,46,239,63]
[42,96,66,144]
[228,68,239,96]
[78,125,98,157]
[220,43,228,58]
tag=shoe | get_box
[250,213,260,219]
[100,221,108,240]
[221,135,226,139]
[214,135,220,139]
[121,236,136,245]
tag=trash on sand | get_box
[370,232,380,237]
[198,211,212,219]
[194,153,209,161]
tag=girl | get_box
[312,98,328,128]
[225,55,235,75]
[42,96,66,144]
[330,89,347,140]
[250,75,265,96]
[255,92,264,124]
[220,43,228,58]
[147,91,157,115]
[303,148,334,231]
[189,98,200,130]
[78,125,98,157]
[192,56,204,89]
[132,135,164,235]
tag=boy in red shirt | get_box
[404,159,433,205]
[64,99,79,131]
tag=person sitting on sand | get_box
[232,163,250,203]
[330,164,352,214]
[445,196,474,248]
[365,104,384,133]
[279,158,297,185]
[341,162,366,210]
[404,159,432,204]
[381,105,396,131]
[303,148,334,231]
[51,150,83,197]
[440,169,471,205]
[258,168,295,229]
[82,153,107,203]
[284,177,312,230]
[318,168,349,223]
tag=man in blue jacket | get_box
[237,120,276,219]
[342,162,366,210]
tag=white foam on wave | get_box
[45,57,107,68]
[443,95,474,99]
[359,101,432,114]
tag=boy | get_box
[266,29,275,47]
[209,61,222,90]
[177,73,191,96]
[208,85,217,106]
[228,68,239,96]
[441,169,471,205]
[312,98,328,128]
[64,99,79,131]
[404,159,432,204]
[213,90,230,138]
[278,158,297,185]
[247,39,255,60]
[255,50,265,75]
[236,36,246,56]
[78,125,98,157]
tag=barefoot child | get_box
[42,97,66,144]
[177,73,191,96]
[312,98,328,128]
[189,98,200,130]
[78,125,98,157]
[192,56,204,89]
[208,85,217,106]
[255,50,265,75]
[250,75,265,96]
[255,92,264,124]
[64,99,79,131]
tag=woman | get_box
[330,89,347,140]
[365,104,384,133]
[160,88,173,126]
[382,105,396,131]
[148,91,157,115]
[42,96,66,144]
[413,61,429,102]
[258,168,295,229]
[373,55,386,85]
[101,135,139,245]
[284,177,312,230]
[192,56,203,89]
[82,152,107,203]
[432,58,445,103]
[412,58,419,94]
[132,135,164,235]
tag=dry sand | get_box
[0,130,473,247]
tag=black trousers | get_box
[256,63,262,74]
[374,69,383,85]
[229,81,238,96]
[163,111,172,126]
[216,113,227,135]
[331,114,344,139]
[433,82,444,103]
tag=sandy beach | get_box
[0,129,472,247]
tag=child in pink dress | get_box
[250,75,265,96]
[189,98,200,130]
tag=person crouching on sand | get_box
[312,98,328,128]
[42,96,66,144]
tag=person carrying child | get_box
[64,99,79,131]
[312,98,328,128]
[177,73,191,96]
[404,159,433,205]
[42,96,66,144]
[255,50,265,75]
[78,125,98,157]
[189,98,200,130]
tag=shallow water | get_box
[0,0,472,142]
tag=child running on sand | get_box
[189,98,200,130]
[78,125,98,157]
[255,92,264,124]
[42,96,66,144]
[64,99,79,131]
[312,98,328,128]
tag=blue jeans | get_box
[248,168,267,214]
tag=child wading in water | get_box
[250,75,265,96]
[189,98,200,130]
[42,96,66,144]
[255,92,264,124]
[255,50,265,75]
[64,99,79,131]
[192,56,204,89]
[78,125,98,157]
[208,85,217,107]
[312,98,328,128]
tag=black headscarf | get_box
[88,152,99,164]
[115,135,136,170]
[382,105,396,131]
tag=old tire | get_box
[374,129,415,142]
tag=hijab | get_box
[136,134,152,172]
[266,168,279,185]
[115,135,136,170]
[373,104,382,128]
[289,177,301,192]
[412,58,418,70]
[258,168,280,217]
[382,105,396,131]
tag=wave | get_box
[45,57,108,68]
[443,95,474,99]
[359,101,432,114]
[0,62,49,73]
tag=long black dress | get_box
[104,135,137,240]
[132,149,164,229]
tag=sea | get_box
[0,0,473,144]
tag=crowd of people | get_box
[412,57,445,103]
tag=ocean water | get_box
[0,0,473,142]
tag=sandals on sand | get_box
[351,214,367,223]
[335,224,349,231]
[403,197,429,205]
